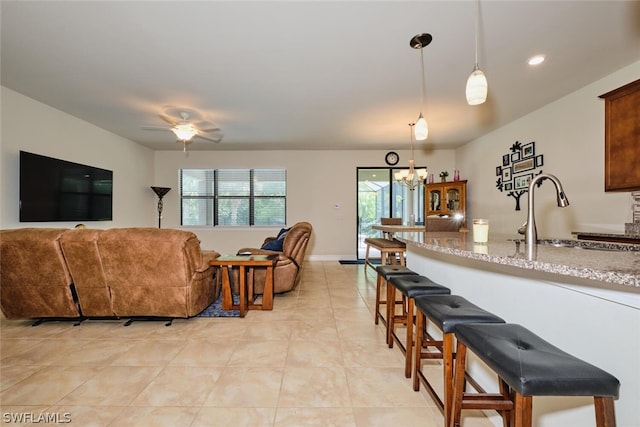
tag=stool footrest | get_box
[461,393,513,411]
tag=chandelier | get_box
[395,123,428,191]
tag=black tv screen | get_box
[20,151,113,222]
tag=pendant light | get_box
[466,0,488,105]
[410,33,432,141]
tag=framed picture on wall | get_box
[514,174,533,190]
[502,154,510,166]
[511,152,521,162]
[535,155,544,167]
[502,167,512,182]
[513,158,535,173]
[522,142,535,158]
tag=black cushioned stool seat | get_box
[451,323,620,427]
[413,295,505,427]
[374,265,418,326]
[387,275,450,378]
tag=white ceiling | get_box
[2,1,639,152]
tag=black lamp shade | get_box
[151,186,171,199]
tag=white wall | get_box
[153,148,455,257]
[456,60,640,239]
[3,60,638,255]
[0,87,155,229]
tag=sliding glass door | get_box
[357,167,424,259]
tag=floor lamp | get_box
[150,186,171,228]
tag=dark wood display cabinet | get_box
[425,180,467,230]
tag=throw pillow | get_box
[261,238,283,251]
[261,228,290,251]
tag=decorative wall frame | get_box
[495,140,545,210]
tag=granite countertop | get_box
[395,231,640,288]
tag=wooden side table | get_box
[210,254,278,318]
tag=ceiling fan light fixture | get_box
[171,123,198,141]
[466,64,488,105]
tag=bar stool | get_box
[412,295,505,427]
[374,265,418,326]
[363,238,406,274]
[450,323,620,427]
[387,275,450,378]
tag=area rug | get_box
[196,295,240,318]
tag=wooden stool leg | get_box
[413,309,425,391]
[387,281,395,347]
[364,244,371,273]
[450,340,468,427]
[443,332,455,427]
[375,274,387,325]
[594,397,617,427]
[404,297,415,378]
[513,393,532,427]
[499,379,512,427]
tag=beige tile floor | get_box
[0,261,493,426]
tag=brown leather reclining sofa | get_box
[0,228,220,320]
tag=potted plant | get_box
[439,171,449,182]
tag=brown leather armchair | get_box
[236,221,312,294]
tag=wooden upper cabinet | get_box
[599,79,640,192]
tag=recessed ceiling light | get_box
[528,55,546,66]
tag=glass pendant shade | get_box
[414,113,428,140]
[466,65,488,105]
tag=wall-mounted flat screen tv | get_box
[20,151,113,222]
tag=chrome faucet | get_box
[518,173,570,249]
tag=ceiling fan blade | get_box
[196,133,223,143]
[158,114,177,126]
[199,127,221,133]
[141,125,171,131]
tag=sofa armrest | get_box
[199,250,221,271]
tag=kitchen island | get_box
[395,231,639,427]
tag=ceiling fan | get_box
[142,111,223,151]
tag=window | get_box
[180,168,286,226]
